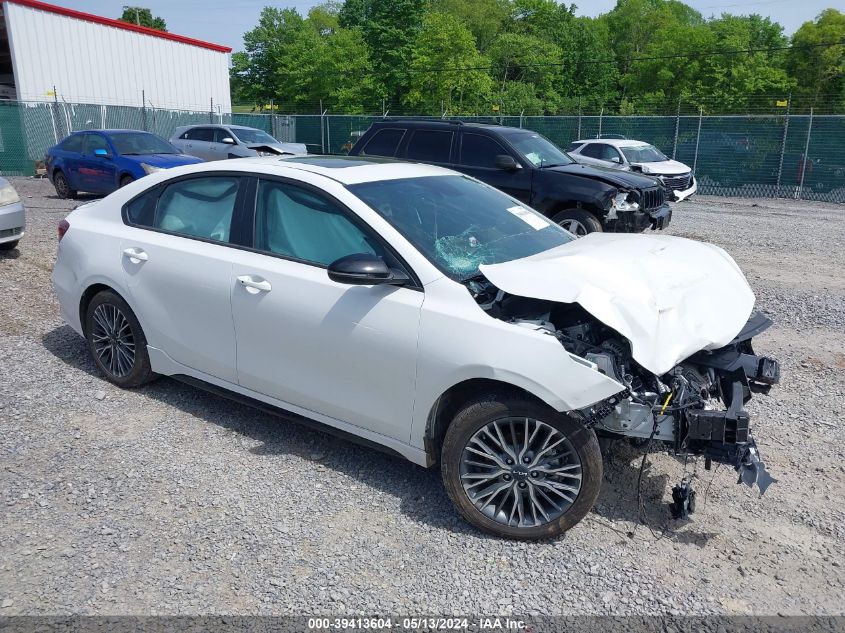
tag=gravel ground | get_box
[1,178,844,616]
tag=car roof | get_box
[152,155,458,186]
[573,138,652,148]
[370,119,532,134]
[72,129,159,135]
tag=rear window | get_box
[406,130,453,163]
[361,128,405,157]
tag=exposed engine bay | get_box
[466,276,781,504]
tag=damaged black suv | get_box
[348,120,672,236]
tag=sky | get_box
[56,0,835,52]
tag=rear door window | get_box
[61,134,85,153]
[153,176,240,243]
[360,128,405,157]
[405,130,453,163]
[183,127,215,142]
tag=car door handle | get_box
[122,247,148,263]
[237,275,272,293]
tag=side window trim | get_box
[243,174,422,289]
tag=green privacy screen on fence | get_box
[1,101,843,202]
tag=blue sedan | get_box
[46,130,203,198]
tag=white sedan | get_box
[568,139,697,201]
[52,156,778,539]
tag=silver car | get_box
[169,125,307,161]
[0,177,24,250]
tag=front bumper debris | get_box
[615,204,672,233]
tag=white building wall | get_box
[3,0,231,112]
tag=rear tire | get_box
[84,290,156,388]
[552,209,602,236]
[0,240,19,251]
[441,391,602,540]
[53,171,76,199]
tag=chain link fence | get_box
[1,100,843,202]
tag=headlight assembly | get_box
[0,183,21,206]
[613,192,640,212]
[140,163,161,175]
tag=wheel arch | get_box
[423,378,552,467]
[78,282,138,336]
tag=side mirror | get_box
[94,148,110,157]
[494,155,520,171]
[221,137,236,145]
[327,253,408,286]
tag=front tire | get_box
[441,392,602,540]
[84,290,156,388]
[119,175,134,188]
[552,209,602,236]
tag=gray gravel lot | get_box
[1,178,844,616]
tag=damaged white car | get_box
[52,157,779,540]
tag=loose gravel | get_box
[1,179,844,616]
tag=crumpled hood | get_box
[479,233,755,375]
[122,153,202,168]
[633,159,691,176]
[246,142,308,155]
[550,162,662,190]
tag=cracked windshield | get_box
[349,175,574,280]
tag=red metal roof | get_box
[4,0,232,53]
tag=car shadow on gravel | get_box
[42,325,474,537]
[42,323,718,544]
[0,247,21,260]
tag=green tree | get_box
[406,12,493,114]
[118,6,167,30]
[788,9,845,108]
[232,5,375,113]
[487,33,564,114]
[428,0,512,51]
[340,0,426,106]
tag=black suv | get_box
[348,120,671,235]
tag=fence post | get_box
[141,90,147,131]
[209,98,213,124]
[577,96,582,140]
[672,96,681,159]
[326,114,332,154]
[598,107,603,138]
[519,110,524,129]
[775,93,791,197]
[320,100,325,154]
[797,106,814,200]
[692,106,703,175]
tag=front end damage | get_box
[466,277,780,514]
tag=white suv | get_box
[569,139,697,201]
[52,156,778,539]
